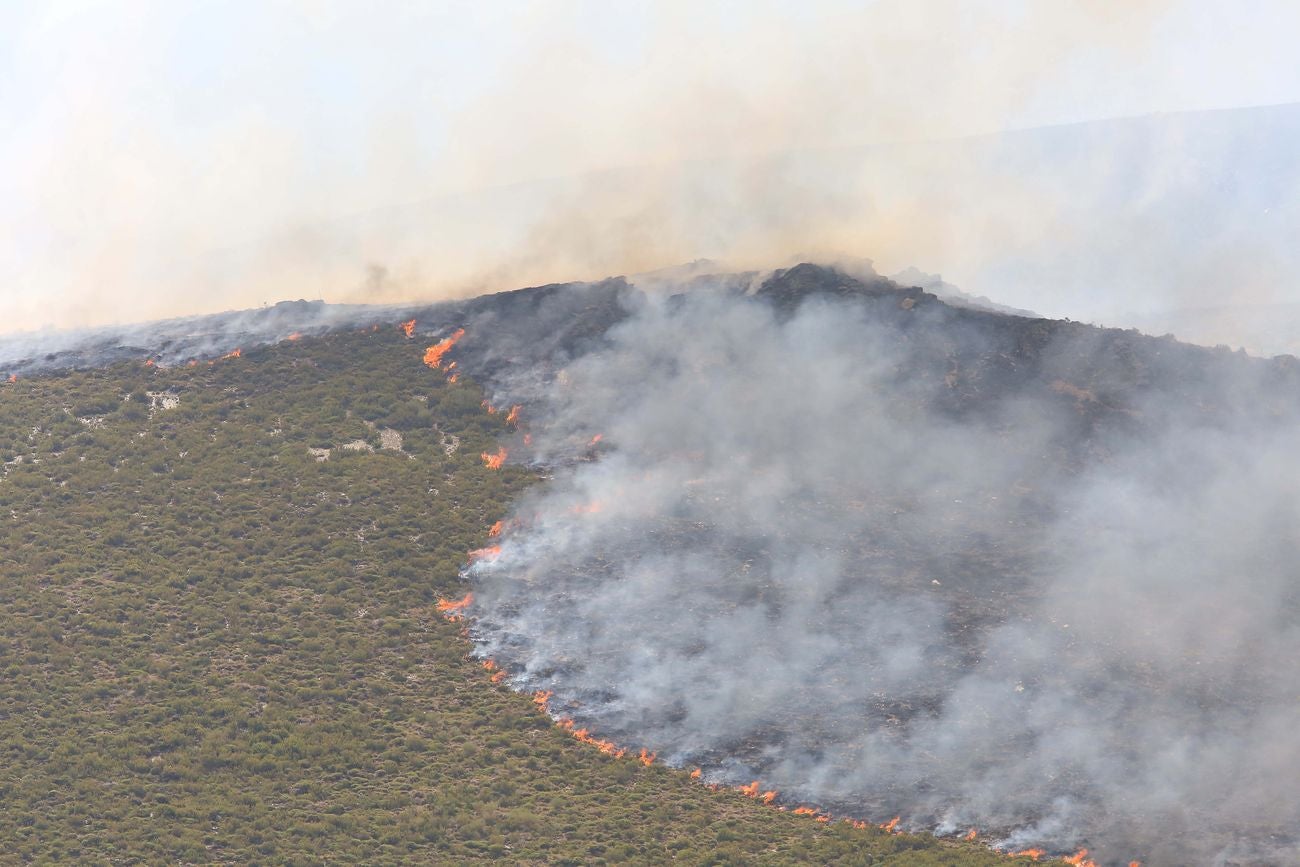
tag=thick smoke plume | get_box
[466,282,1300,865]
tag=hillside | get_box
[0,320,1008,864]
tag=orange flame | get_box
[482,660,497,672]
[847,819,867,830]
[481,447,507,469]
[400,319,416,338]
[488,520,504,537]
[965,828,978,841]
[793,807,818,816]
[286,332,302,342]
[6,374,15,383]
[638,748,656,767]
[880,817,900,833]
[739,781,760,798]
[144,358,155,367]
[423,328,465,369]
[467,545,502,563]
[588,433,603,447]
[1063,851,1096,867]
[490,669,507,683]
[532,690,553,711]
[187,360,198,368]
[761,790,777,804]
[505,404,521,425]
[1010,850,1044,861]
[435,593,473,618]
[222,348,241,359]
[690,768,701,779]
[1129,862,1141,867]
[448,374,459,383]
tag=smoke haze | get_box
[6,2,1300,350]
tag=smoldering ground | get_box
[463,279,1300,866]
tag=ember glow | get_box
[400,319,416,338]
[423,328,465,369]
[480,447,507,469]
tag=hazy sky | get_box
[3,1,1300,332]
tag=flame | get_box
[816,815,830,823]
[481,399,497,414]
[880,817,900,833]
[738,781,760,798]
[467,545,502,563]
[482,660,498,672]
[1010,850,1044,861]
[793,807,818,816]
[690,768,701,779]
[847,819,867,830]
[435,593,473,618]
[287,332,302,342]
[423,328,465,369]
[222,348,241,360]
[1063,851,1096,867]
[187,360,198,368]
[487,520,504,538]
[481,447,507,469]
[505,404,521,425]
[965,828,978,841]
[761,790,777,804]
[638,748,656,767]
[6,374,15,383]
[1129,862,1141,867]
[400,319,416,338]
[556,718,627,757]
[532,690,553,711]
[448,374,459,383]
[588,433,603,447]
[490,669,507,683]
[446,361,457,371]
[144,358,155,367]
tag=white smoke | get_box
[465,282,1300,865]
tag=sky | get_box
[3,0,1300,335]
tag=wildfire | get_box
[400,319,416,338]
[448,374,459,383]
[793,807,818,816]
[487,520,504,537]
[739,781,760,798]
[505,404,521,425]
[6,374,15,383]
[532,690,553,711]
[222,348,242,360]
[1010,850,1044,861]
[880,817,900,833]
[287,332,302,342]
[690,768,702,779]
[435,593,473,618]
[638,748,656,767]
[490,669,507,683]
[588,433,603,447]
[481,447,507,469]
[467,545,502,564]
[965,828,978,841]
[481,399,497,414]
[187,360,198,367]
[761,790,777,804]
[144,358,155,367]
[569,501,604,515]
[1063,851,1097,867]
[423,328,465,369]
[846,819,867,830]
[557,718,627,758]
